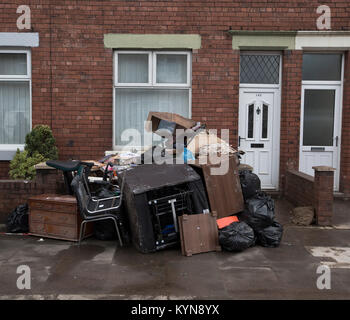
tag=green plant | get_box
[9,149,47,180]
[25,125,58,160]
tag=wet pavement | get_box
[0,199,349,300]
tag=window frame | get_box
[0,48,32,154]
[113,50,192,151]
[0,49,31,79]
[299,51,345,191]
[114,50,191,88]
[114,50,152,87]
[300,52,344,150]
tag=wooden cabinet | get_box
[28,194,93,241]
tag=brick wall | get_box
[285,168,335,226]
[0,1,350,190]
[285,169,314,207]
[0,169,64,223]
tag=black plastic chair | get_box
[70,163,125,246]
[46,160,82,195]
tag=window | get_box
[302,53,342,81]
[240,54,280,84]
[114,51,191,148]
[0,50,31,148]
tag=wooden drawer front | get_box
[179,213,221,256]
[30,210,77,227]
[29,201,76,214]
[30,222,77,240]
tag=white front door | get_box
[239,88,280,189]
[299,85,342,190]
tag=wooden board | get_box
[28,194,93,241]
[178,212,221,257]
[190,156,244,219]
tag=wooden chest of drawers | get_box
[28,194,93,241]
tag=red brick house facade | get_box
[0,1,350,196]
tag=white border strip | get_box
[0,32,39,47]
[296,31,350,50]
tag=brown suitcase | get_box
[178,212,221,257]
[190,156,244,219]
[28,194,93,241]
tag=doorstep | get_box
[263,189,282,199]
[334,192,350,201]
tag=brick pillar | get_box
[313,166,335,226]
[279,50,303,191]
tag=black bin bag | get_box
[219,221,255,252]
[239,170,261,201]
[239,192,275,231]
[6,204,29,233]
[94,220,117,240]
[256,221,283,248]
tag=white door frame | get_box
[299,53,344,191]
[239,52,282,190]
[299,84,342,190]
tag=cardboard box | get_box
[146,111,197,135]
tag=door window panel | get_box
[303,89,335,146]
[247,104,254,138]
[262,104,268,139]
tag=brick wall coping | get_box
[34,162,55,170]
[312,166,336,172]
[0,179,33,184]
[286,168,314,182]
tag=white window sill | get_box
[0,145,24,161]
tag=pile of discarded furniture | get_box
[8,111,283,256]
